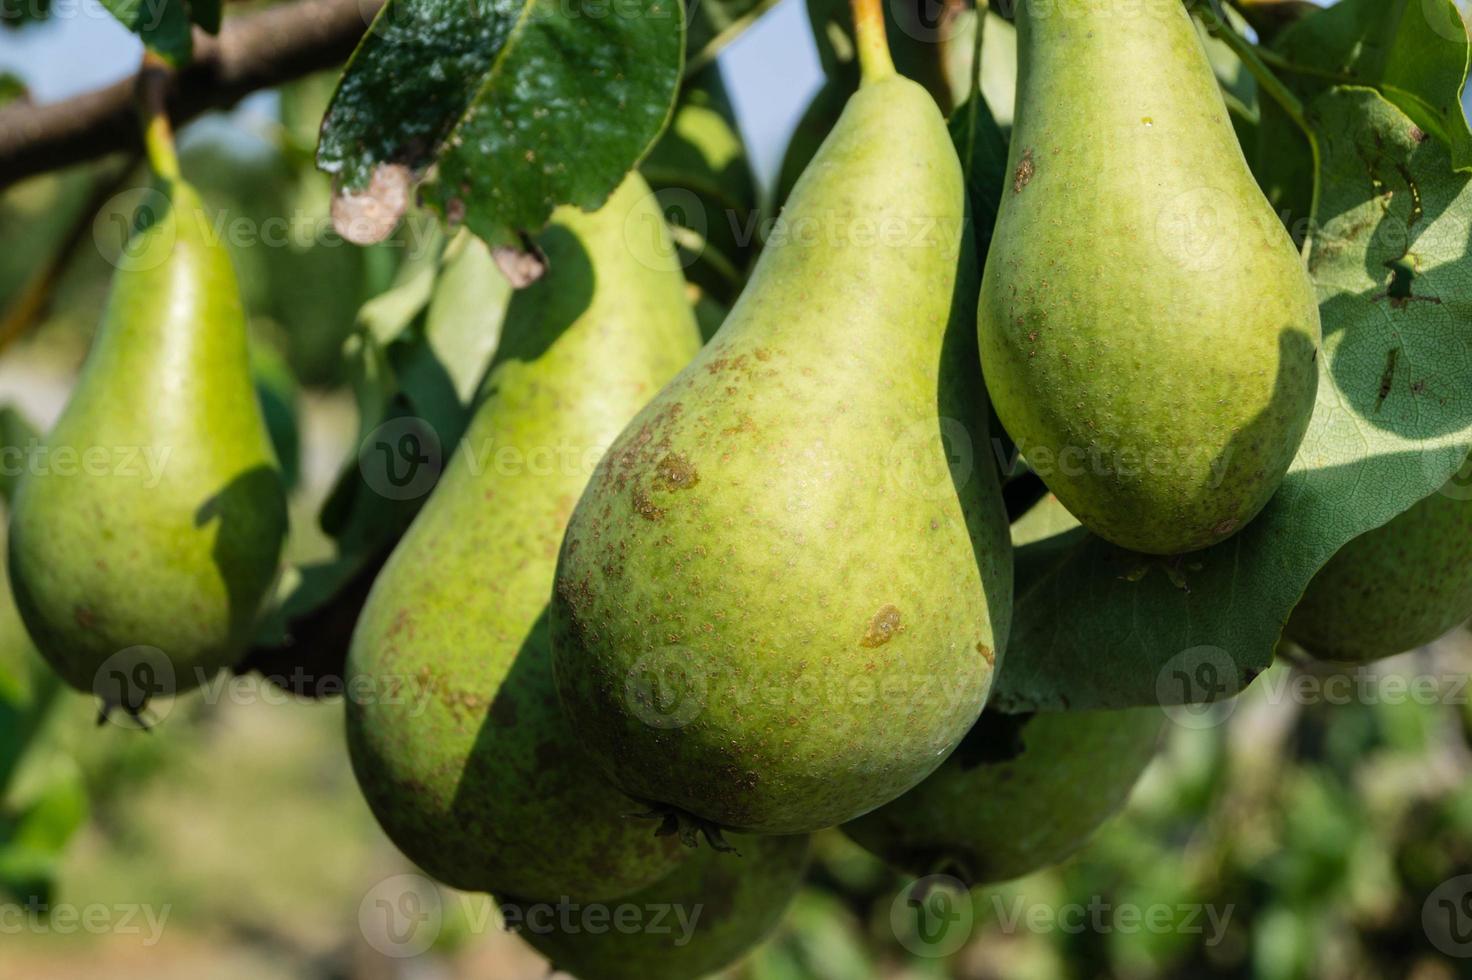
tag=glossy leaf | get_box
[318,0,683,247]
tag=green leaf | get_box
[0,73,26,103]
[0,0,49,29]
[189,0,219,33]
[949,93,1008,258]
[96,0,192,65]
[313,230,506,582]
[0,761,88,905]
[995,88,1472,713]
[1274,0,1472,172]
[684,0,781,77]
[318,0,684,247]
[0,406,38,506]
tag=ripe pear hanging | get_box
[8,176,287,713]
[345,174,700,901]
[846,494,1162,882]
[978,0,1320,555]
[1286,457,1472,663]
[846,706,1163,883]
[551,27,1013,835]
[510,832,810,980]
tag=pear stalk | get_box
[136,52,180,182]
[850,0,895,82]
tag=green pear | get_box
[979,0,1320,556]
[846,493,1160,882]
[511,832,810,980]
[1286,458,1472,662]
[551,64,1012,834]
[345,174,701,902]
[7,178,287,712]
[844,706,1162,884]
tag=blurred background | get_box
[4,0,1472,977]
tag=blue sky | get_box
[0,0,826,191]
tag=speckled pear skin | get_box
[843,706,1162,884]
[979,0,1320,556]
[1286,458,1472,663]
[8,178,286,699]
[846,496,1161,883]
[344,174,700,902]
[512,832,810,980]
[551,76,1013,835]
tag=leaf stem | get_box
[136,51,180,182]
[1255,46,1356,85]
[1190,0,1309,137]
[850,0,895,83]
[958,0,989,174]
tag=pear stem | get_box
[850,0,896,83]
[136,51,180,182]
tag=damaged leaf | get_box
[317,0,683,248]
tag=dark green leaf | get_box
[96,0,192,65]
[0,0,50,29]
[189,0,219,33]
[996,88,1472,713]
[0,73,27,103]
[318,0,683,247]
[1274,0,1472,171]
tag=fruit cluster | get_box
[7,1,1468,977]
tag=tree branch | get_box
[0,0,382,189]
